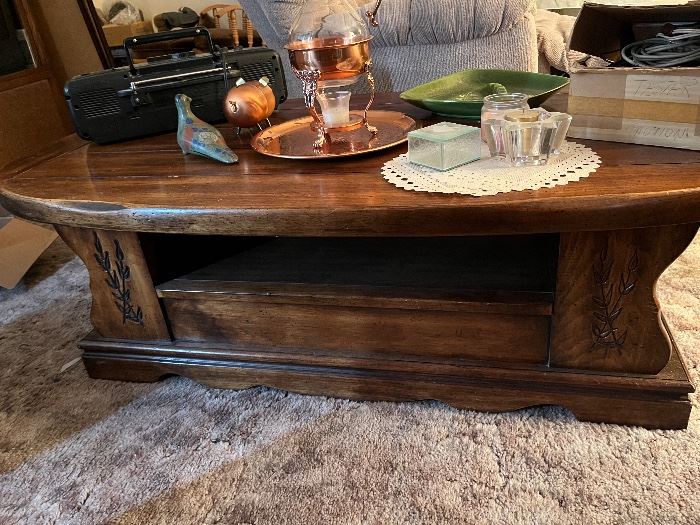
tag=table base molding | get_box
[80,327,693,430]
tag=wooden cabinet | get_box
[0,0,101,170]
[0,1,67,168]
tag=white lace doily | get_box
[382,141,601,196]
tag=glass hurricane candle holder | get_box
[285,0,379,149]
[480,93,529,143]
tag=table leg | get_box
[56,226,171,343]
[550,223,698,374]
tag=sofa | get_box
[238,0,539,98]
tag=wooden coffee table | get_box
[2,93,699,429]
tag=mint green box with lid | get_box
[408,122,481,171]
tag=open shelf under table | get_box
[154,234,559,367]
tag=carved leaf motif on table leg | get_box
[591,246,639,354]
[93,232,144,326]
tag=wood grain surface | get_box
[162,295,551,365]
[57,226,171,341]
[79,325,694,429]
[550,223,699,374]
[2,93,700,236]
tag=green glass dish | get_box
[400,69,570,119]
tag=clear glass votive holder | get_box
[482,108,551,158]
[503,120,557,166]
[408,122,481,171]
[316,90,351,128]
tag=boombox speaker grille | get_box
[240,62,277,85]
[79,88,121,119]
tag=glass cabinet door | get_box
[0,0,36,76]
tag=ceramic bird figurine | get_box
[175,94,238,164]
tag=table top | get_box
[2,92,700,236]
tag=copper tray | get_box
[251,110,415,159]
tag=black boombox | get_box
[64,27,287,144]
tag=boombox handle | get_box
[123,26,217,75]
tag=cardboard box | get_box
[0,207,57,289]
[567,2,700,150]
[102,21,153,48]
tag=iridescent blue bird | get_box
[175,94,238,164]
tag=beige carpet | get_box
[0,235,698,525]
